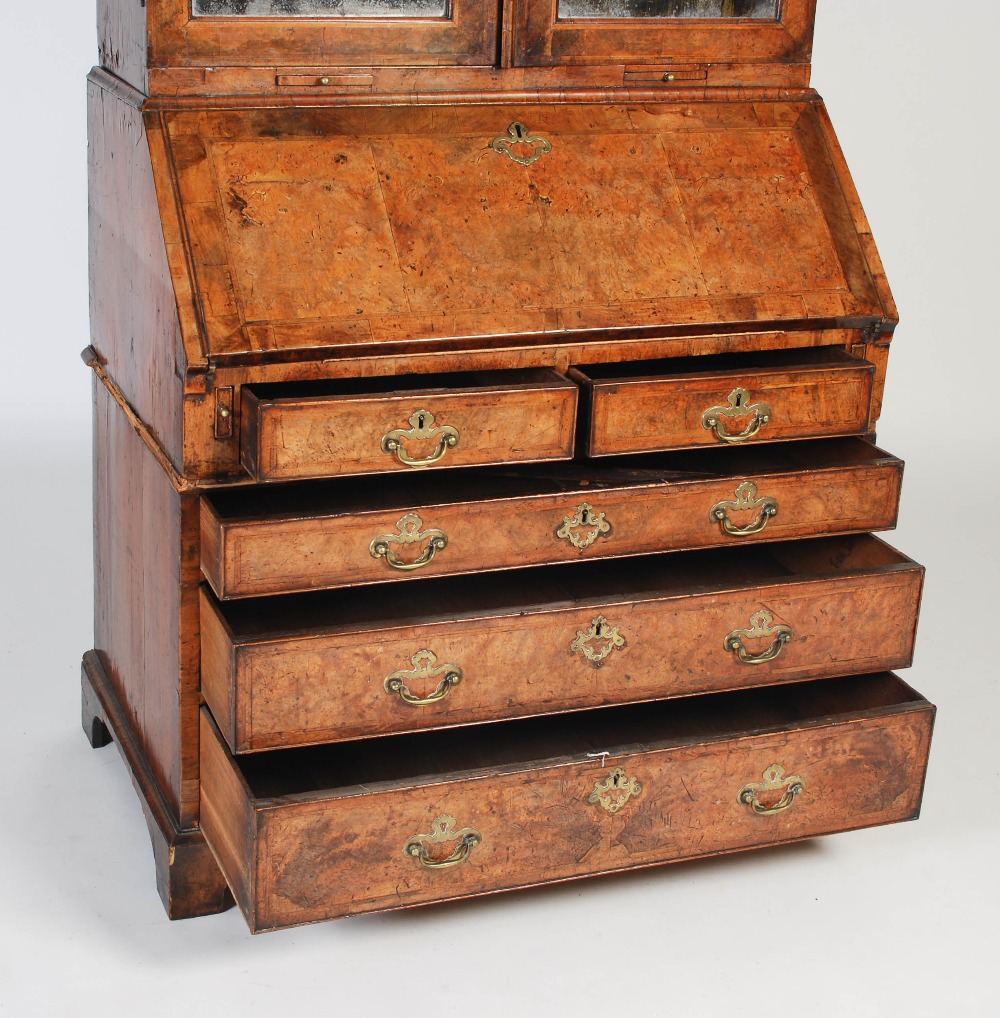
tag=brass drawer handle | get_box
[381,409,459,469]
[404,814,482,870]
[587,767,642,814]
[556,502,611,550]
[725,610,794,665]
[702,388,772,444]
[370,513,448,571]
[738,764,805,816]
[384,650,463,706]
[710,481,778,537]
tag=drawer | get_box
[239,369,578,482]
[201,536,923,752]
[574,348,876,456]
[200,673,935,932]
[201,438,903,599]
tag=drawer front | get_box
[578,353,875,456]
[201,451,903,598]
[240,369,578,481]
[199,676,934,932]
[201,537,923,751]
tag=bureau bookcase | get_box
[83,0,934,931]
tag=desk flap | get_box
[157,101,891,362]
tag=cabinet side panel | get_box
[98,0,149,94]
[89,79,184,469]
[93,383,201,826]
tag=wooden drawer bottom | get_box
[200,673,934,933]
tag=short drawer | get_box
[240,368,578,481]
[200,673,935,932]
[574,348,876,456]
[201,535,923,752]
[201,438,903,599]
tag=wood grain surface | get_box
[198,672,933,931]
[200,535,923,751]
[200,439,904,598]
[240,369,578,481]
[576,347,875,455]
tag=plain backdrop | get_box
[1,2,997,1015]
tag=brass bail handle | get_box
[404,815,482,870]
[384,650,463,707]
[725,610,794,665]
[710,481,778,537]
[370,512,448,572]
[381,408,460,469]
[738,764,805,816]
[701,388,772,444]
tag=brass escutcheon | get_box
[491,121,552,167]
[738,764,805,816]
[370,512,448,571]
[557,502,611,550]
[701,388,772,444]
[710,481,779,537]
[403,814,482,870]
[381,408,459,469]
[725,609,794,665]
[587,767,642,814]
[384,650,463,706]
[571,615,626,667]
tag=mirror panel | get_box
[558,1,779,18]
[193,1,449,17]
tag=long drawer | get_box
[200,673,935,933]
[201,535,923,752]
[201,438,903,599]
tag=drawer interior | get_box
[206,436,898,521]
[573,346,868,384]
[241,367,574,402]
[207,534,918,641]
[234,673,930,800]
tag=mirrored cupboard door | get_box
[148,0,496,69]
[512,0,816,67]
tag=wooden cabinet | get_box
[83,0,933,931]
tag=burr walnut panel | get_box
[200,438,903,598]
[157,100,885,360]
[200,535,923,752]
[240,368,578,481]
[575,347,875,455]
[199,673,933,931]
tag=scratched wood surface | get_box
[240,368,578,481]
[200,535,923,752]
[198,672,933,931]
[200,438,903,598]
[575,346,875,455]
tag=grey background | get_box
[1,1,996,1014]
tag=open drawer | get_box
[201,438,904,599]
[240,369,578,481]
[200,672,935,932]
[201,535,923,752]
[573,347,875,456]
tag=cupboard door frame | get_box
[148,1,498,70]
[512,0,816,67]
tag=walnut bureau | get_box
[82,0,934,932]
